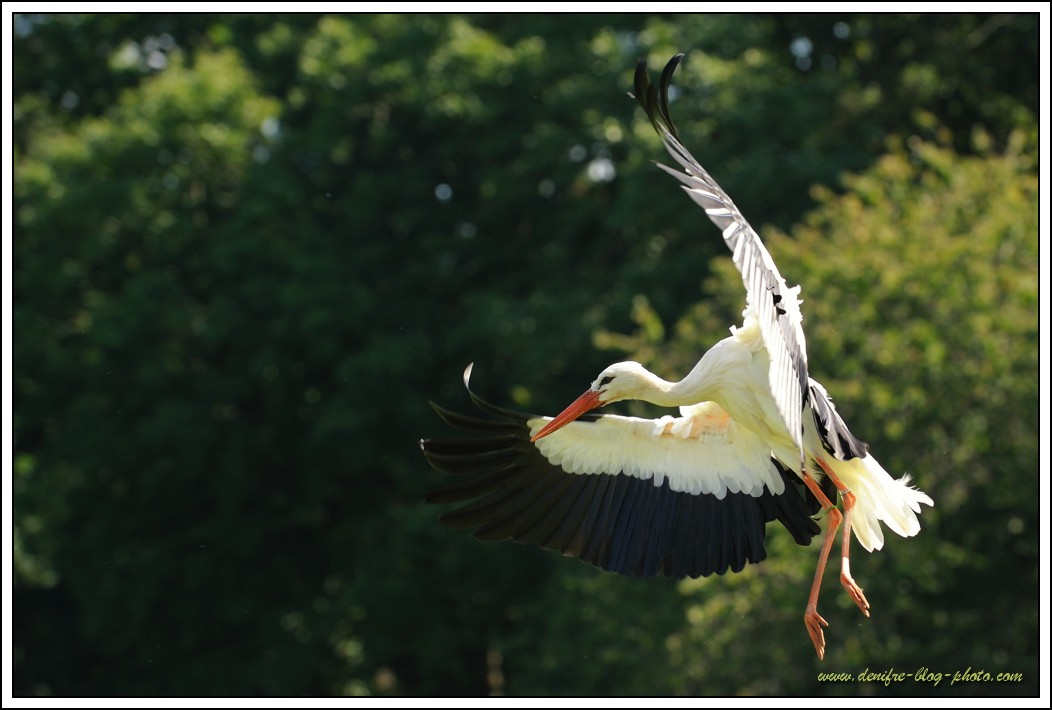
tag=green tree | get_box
[14,13,1039,696]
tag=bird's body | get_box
[420,54,933,659]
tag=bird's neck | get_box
[640,359,718,408]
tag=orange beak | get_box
[530,389,604,442]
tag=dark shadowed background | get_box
[12,13,1039,696]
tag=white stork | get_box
[420,54,933,660]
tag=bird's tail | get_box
[824,454,934,552]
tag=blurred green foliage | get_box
[13,13,1039,696]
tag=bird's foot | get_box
[804,608,828,661]
[840,572,870,617]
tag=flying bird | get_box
[419,54,933,660]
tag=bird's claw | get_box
[840,573,871,617]
[804,609,828,661]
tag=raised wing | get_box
[634,54,811,462]
[420,368,825,579]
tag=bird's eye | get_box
[597,375,614,388]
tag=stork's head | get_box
[530,361,653,442]
[588,361,655,405]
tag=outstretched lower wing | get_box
[634,54,811,460]
[419,367,823,580]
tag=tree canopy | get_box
[13,13,1040,696]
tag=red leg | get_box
[798,470,841,661]
[815,459,871,617]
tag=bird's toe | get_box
[840,573,871,618]
[804,609,828,661]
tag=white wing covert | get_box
[528,401,785,499]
